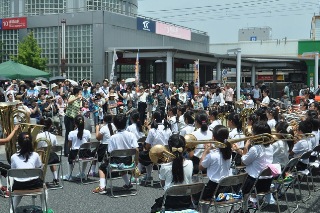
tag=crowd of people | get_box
[0,76,319,212]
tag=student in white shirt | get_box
[36,118,59,185]
[261,89,270,108]
[177,105,186,131]
[151,134,193,212]
[126,110,145,141]
[208,109,221,130]
[272,122,290,166]
[199,125,232,200]
[90,114,116,176]
[308,118,320,162]
[291,120,313,171]
[167,106,178,133]
[10,132,43,212]
[179,110,195,137]
[234,122,274,208]
[137,86,148,123]
[92,114,139,194]
[63,115,91,180]
[244,94,254,109]
[266,108,278,131]
[139,111,172,181]
[228,113,245,166]
[188,111,213,174]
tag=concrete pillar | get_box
[315,52,319,89]
[166,51,173,83]
[251,65,256,86]
[236,49,241,101]
[216,59,222,81]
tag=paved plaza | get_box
[1,135,320,213]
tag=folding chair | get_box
[199,173,248,213]
[274,157,300,213]
[160,182,205,213]
[249,167,278,213]
[107,148,138,198]
[70,141,100,184]
[309,145,320,191]
[39,145,64,190]
[7,169,47,213]
[296,151,313,202]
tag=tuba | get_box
[0,101,30,162]
[149,144,176,164]
[35,137,52,180]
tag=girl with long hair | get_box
[199,125,232,200]
[266,108,278,131]
[189,111,213,174]
[228,112,245,166]
[90,114,117,176]
[151,134,193,212]
[126,110,145,140]
[272,121,290,166]
[208,109,221,130]
[63,115,91,180]
[10,132,43,212]
[167,106,178,133]
[177,105,186,131]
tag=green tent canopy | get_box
[0,61,50,79]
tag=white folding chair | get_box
[161,182,205,213]
[309,144,320,191]
[7,168,47,213]
[40,145,64,189]
[107,148,138,198]
[274,157,300,213]
[70,141,100,184]
[199,173,248,213]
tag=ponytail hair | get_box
[130,110,143,132]
[184,110,195,125]
[17,132,34,162]
[212,125,231,161]
[168,134,186,184]
[195,111,209,132]
[151,111,162,129]
[104,114,114,136]
[227,112,242,133]
[75,115,85,140]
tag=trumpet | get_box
[184,134,226,152]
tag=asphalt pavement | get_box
[1,135,320,213]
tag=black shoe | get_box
[52,179,59,186]
[123,184,133,190]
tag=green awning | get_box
[0,60,50,79]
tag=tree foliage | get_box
[11,31,47,71]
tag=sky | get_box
[138,0,320,43]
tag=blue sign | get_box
[0,19,2,30]
[137,17,155,33]
[250,36,257,41]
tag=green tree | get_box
[11,31,47,71]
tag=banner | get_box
[194,59,200,94]
[135,51,139,84]
[137,17,156,33]
[156,22,191,40]
[0,17,27,30]
[109,49,118,84]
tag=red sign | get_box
[257,75,284,81]
[2,17,27,30]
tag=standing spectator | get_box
[251,84,261,108]
[49,83,59,98]
[92,98,100,126]
[116,79,127,103]
[157,88,167,115]
[101,79,109,113]
[64,87,82,156]
[224,83,234,104]
[137,86,148,124]
[163,82,171,99]
[107,89,118,115]
[179,87,187,104]
[82,82,91,103]
[26,82,38,99]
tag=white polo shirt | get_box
[229,128,245,148]
[36,131,58,148]
[11,152,42,182]
[292,139,313,164]
[201,149,231,183]
[209,120,222,130]
[180,124,195,137]
[99,124,117,144]
[242,144,273,178]
[267,119,277,130]
[126,123,145,141]
[108,130,139,153]
[192,129,213,158]
[272,139,289,166]
[146,124,172,147]
[68,129,91,150]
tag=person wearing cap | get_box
[50,83,59,98]
[107,88,118,115]
[137,86,148,123]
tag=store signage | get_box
[156,22,191,41]
[257,75,284,81]
[0,17,27,30]
[137,17,155,33]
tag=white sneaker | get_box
[75,173,86,179]
[62,174,72,181]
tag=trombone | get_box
[184,134,226,152]
[227,133,294,146]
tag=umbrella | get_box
[0,60,50,79]
[49,76,66,83]
[125,78,136,83]
[66,79,78,86]
[35,77,49,83]
[0,76,10,81]
[206,80,221,85]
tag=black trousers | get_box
[138,102,147,123]
[64,115,74,156]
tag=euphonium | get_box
[184,134,227,152]
[149,144,176,164]
[35,137,52,180]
